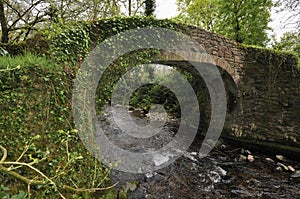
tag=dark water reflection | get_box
[98,106,300,199]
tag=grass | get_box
[0,52,59,70]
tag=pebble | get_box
[287,166,295,172]
[291,170,300,178]
[277,162,289,171]
[215,166,227,176]
[145,172,154,179]
[275,166,283,171]
[231,189,253,197]
[265,158,275,163]
[276,155,284,161]
[184,152,198,162]
[219,144,227,150]
[145,194,152,198]
[247,155,255,162]
[239,154,247,161]
[245,150,252,155]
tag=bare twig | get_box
[63,182,118,193]
[0,145,7,162]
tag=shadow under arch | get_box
[153,60,239,135]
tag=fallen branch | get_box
[0,144,116,198]
[0,145,45,186]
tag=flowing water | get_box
[97,106,300,199]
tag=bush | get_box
[0,54,116,198]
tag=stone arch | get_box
[178,26,245,85]
[160,51,241,85]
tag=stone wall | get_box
[232,48,300,148]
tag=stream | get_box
[97,106,300,199]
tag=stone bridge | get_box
[86,18,300,158]
[151,26,300,158]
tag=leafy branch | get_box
[0,132,117,198]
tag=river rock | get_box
[239,154,247,161]
[145,172,157,179]
[277,162,289,171]
[276,155,284,161]
[183,152,198,162]
[247,155,255,162]
[275,166,283,172]
[215,166,227,176]
[231,189,253,197]
[265,158,275,163]
[288,166,295,172]
[291,170,300,178]
[208,171,222,183]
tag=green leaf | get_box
[11,191,27,199]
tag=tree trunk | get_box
[235,17,242,43]
[129,0,132,16]
[0,1,9,43]
[145,0,155,16]
[233,4,242,43]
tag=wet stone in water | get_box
[98,106,300,199]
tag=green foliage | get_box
[0,52,58,69]
[49,16,180,65]
[126,64,210,128]
[175,0,219,31]
[24,33,50,55]
[241,44,299,70]
[273,31,300,66]
[144,0,156,16]
[175,0,273,46]
[47,22,92,65]
[130,84,180,116]
[217,0,273,46]
[47,17,178,66]
[0,54,115,198]
[0,186,27,199]
[0,34,50,56]
[274,32,300,53]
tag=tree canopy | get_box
[273,31,300,59]
[1,0,297,49]
[175,0,273,46]
[0,0,153,43]
[176,0,219,32]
